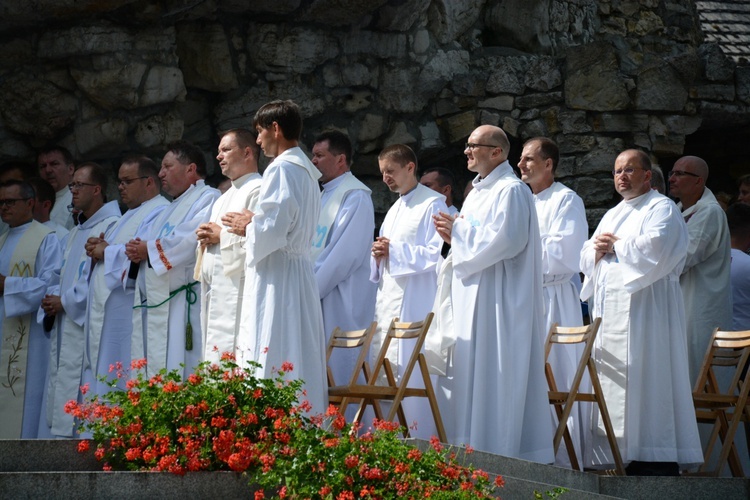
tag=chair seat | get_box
[329,385,429,400]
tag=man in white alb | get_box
[310,130,376,386]
[519,137,588,466]
[668,155,732,382]
[126,141,220,378]
[38,146,75,230]
[580,149,702,475]
[234,100,327,414]
[431,125,553,462]
[0,180,61,438]
[42,163,121,437]
[196,129,262,363]
[81,157,168,397]
[371,144,446,439]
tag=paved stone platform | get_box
[1,439,749,499]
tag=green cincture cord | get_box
[133,281,199,351]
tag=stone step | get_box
[1,439,749,499]
[410,439,750,500]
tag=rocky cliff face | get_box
[0,0,747,217]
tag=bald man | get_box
[431,125,553,462]
[668,156,732,381]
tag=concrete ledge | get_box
[2,439,749,499]
[0,471,262,500]
[0,440,99,472]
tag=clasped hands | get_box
[593,232,620,263]
[221,209,254,237]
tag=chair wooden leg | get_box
[382,360,410,438]
[589,363,625,475]
[418,355,447,443]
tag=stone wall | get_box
[1,0,748,220]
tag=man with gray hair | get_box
[668,155,732,381]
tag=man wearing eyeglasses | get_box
[42,163,121,438]
[80,157,168,400]
[668,156,732,382]
[0,180,62,438]
[580,149,702,475]
[429,125,553,462]
[125,141,220,380]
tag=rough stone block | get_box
[140,66,186,107]
[635,64,689,111]
[591,113,649,133]
[478,95,514,111]
[248,25,338,74]
[71,63,146,110]
[689,84,736,101]
[516,92,563,109]
[75,118,128,157]
[565,42,630,111]
[176,23,238,92]
[443,111,476,144]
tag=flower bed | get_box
[66,355,503,498]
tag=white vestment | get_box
[0,222,61,438]
[46,201,121,437]
[198,172,262,363]
[435,162,554,462]
[731,248,750,330]
[370,183,446,439]
[83,195,169,397]
[131,181,219,379]
[50,188,74,230]
[238,147,327,415]
[446,205,459,217]
[43,220,69,243]
[678,188,733,381]
[314,172,376,387]
[580,189,703,467]
[534,181,588,466]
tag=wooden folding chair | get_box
[328,312,447,442]
[544,317,626,475]
[325,322,383,419]
[692,328,750,477]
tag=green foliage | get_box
[68,355,504,498]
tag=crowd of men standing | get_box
[1,98,749,476]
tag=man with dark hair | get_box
[727,202,750,330]
[738,173,750,205]
[669,156,732,381]
[42,163,121,438]
[125,141,219,379]
[518,136,588,466]
[310,130,376,391]
[26,177,68,241]
[0,162,35,236]
[195,129,262,363]
[81,156,168,399]
[372,143,447,438]
[0,180,61,438]
[650,165,666,194]
[430,126,552,461]
[579,149,702,474]
[38,146,75,230]
[420,167,458,216]
[236,99,327,414]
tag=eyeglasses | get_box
[118,176,148,186]
[0,198,31,208]
[612,167,644,176]
[68,182,97,191]
[668,170,700,178]
[465,142,501,150]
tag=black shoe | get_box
[625,460,679,476]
